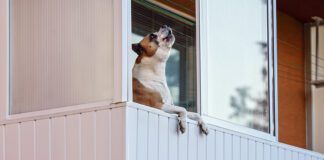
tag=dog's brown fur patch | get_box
[133,78,163,109]
[135,35,159,64]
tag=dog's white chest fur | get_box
[132,49,173,105]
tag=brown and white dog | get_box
[132,25,208,135]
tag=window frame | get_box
[0,0,129,121]
[198,0,278,141]
[128,0,278,141]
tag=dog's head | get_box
[132,25,175,64]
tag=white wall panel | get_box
[96,110,111,160]
[249,139,256,160]
[125,105,324,160]
[0,105,323,160]
[168,118,178,160]
[278,148,285,160]
[0,105,126,160]
[35,119,50,160]
[264,144,271,160]
[206,130,216,160]
[5,123,19,160]
[147,113,159,160]
[126,107,138,160]
[20,121,35,160]
[306,155,313,160]
[271,146,278,160]
[299,153,306,160]
[256,142,264,160]
[198,127,207,160]
[158,116,168,160]
[188,123,198,160]
[51,117,66,160]
[286,149,292,160]
[224,133,232,160]
[293,151,299,160]
[0,125,4,160]
[215,131,224,160]
[233,135,240,160]
[66,114,81,160]
[241,138,249,160]
[137,110,148,160]
[111,107,126,160]
[81,112,95,160]
[178,122,188,160]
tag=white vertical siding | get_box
[95,109,111,160]
[168,117,178,160]
[147,113,159,160]
[0,106,126,160]
[111,107,126,160]
[0,104,323,160]
[81,112,95,160]
[20,121,35,160]
[35,119,50,160]
[5,123,19,160]
[0,125,4,160]
[206,130,216,160]
[158,116,168,160]
[66,114,81,160]
[126,104,324,160]
[241,137,249,160]
[137,110,148,160]
[51,117,66,160]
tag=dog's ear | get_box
[132,43,142,55]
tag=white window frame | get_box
[128,0,278,141]
[0,0,129,122]
[198,0,278,141]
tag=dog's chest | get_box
[140,79,172,103]
[132,62,173,106]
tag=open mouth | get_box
[163,32,173,42]
[160,25,174,42]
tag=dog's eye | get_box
[149,34,157,40]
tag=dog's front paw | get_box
[178,119,187,134]
[199,121,209,135]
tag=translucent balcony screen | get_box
[10,0,114,114]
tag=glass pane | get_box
[10,0,114,114]
[131,0,197,112]
[204,0,270,132]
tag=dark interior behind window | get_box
[131,0,197,112]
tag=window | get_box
[131,0,197,112]
[9,0,115,114]
[130,0,276,137]
[200,0,275,135]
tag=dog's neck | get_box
[133,58,167,83]
[132,48,170,83]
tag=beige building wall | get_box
[311,25,324,154]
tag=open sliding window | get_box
[200,0,276,138]
[130,0,277,138]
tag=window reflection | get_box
[205,0,270,132]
